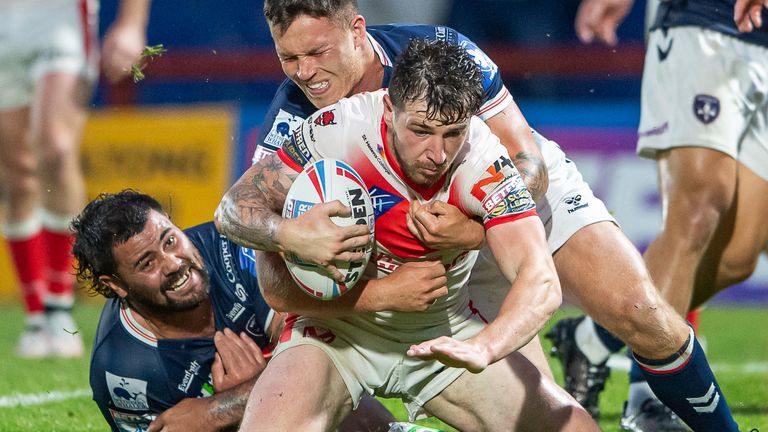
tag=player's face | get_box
[385,97,470,187]
[271,14,368,109]
[109,210,210,313]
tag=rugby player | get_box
[74,191,394,432]
[217,1,740,430]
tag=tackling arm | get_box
[484,102,548,202]
[256,251,448,317]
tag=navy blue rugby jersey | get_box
[254,24,512,162]
[90,222,273,432]
[652,0,768,46]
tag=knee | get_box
[0,153,38,196]
[608,289,680,351]
[669,204,725,253]
[35,129,79,172]
[718,249,760,287]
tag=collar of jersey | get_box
[380,116,446,200]
[366,32,392,67]
[119,303,158,347]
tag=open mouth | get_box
[306,80,329,91]
[168,268,191,292]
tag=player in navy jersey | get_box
[72,191,394,432]
[562,0,768,429]
[216,1,739,431]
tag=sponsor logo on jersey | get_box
[226,302,246,322]
[106,372,149,411]
[220,236,248,302]
[368,185,404,218]
[264,109,302,148]
[487,189,535,220]
[313,109,337,126]
[177,360,202,393]
[282,125,313,167]
[693,94,720,124]
[471,156,516,202]
[109,409,155,432]
[564,194,589,214]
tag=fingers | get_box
[211,352,225,389]
[575,1,598,43]
[239,331,267,367]
[322,200,352,218]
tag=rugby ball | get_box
[282,158,375,300]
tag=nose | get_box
[161,253,183,275]
[295,56,317,82]
[426,136,447,166]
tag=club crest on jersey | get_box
[368,185,404,218]
[693,94,719,124]
[264,109,303,148]
[471,155,516,202]
[313,109,337,126]
[106,372,149,411]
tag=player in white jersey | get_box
[216,39,598,431]
[570,0,766,429]
[235,1,738,430]
[0,0,150,358]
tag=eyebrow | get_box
[133,227,173,269]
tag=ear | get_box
[350,15,367,46]
[383,94,394,127]
[99,274,128,299]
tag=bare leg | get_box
[240,345,353,431]
[424,351,598,431]
[692,162,768,308]
[644,148,737,315]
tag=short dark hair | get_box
[389,39,484,125]
[263,0,358,35]
[71,190,164,298]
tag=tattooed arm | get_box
[484,101,548,202]
[215,153,370,279]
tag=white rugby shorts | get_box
[638,27,768,181]
[0,0,99,110]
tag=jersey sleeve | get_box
[276,103,349,172]
[253,80,315,164]
[455,32,513,120]
[455,118,536,229]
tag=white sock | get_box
[575,316,612,364]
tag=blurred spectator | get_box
[0,0,150,358]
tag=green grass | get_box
[0,303,765,431]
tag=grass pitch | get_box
[0,302,764,431]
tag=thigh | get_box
[32,72,91,147]
[424,351,597,431]
[240,344,353,432]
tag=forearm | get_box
[215,188,284,252]
[257,252,384,317]
[206,379,256,430]
[510,151,548,202]
[474,268,560,363]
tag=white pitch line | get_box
[0,389,91,408]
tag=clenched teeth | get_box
[307,81,328,90]
[170,270,190,291]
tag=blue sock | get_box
[633,328,738,431]
[593,321,626,353]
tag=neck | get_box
[129,299,215,340]
[351,35,384,96]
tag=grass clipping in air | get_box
[131,44,167,82]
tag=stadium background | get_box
[2,0,760,303]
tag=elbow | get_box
[213,195,231,235]
[542,276,561,319]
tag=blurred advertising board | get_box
[0,105,235,298]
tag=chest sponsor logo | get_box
[313,109,337,126]
[106,372,149,411]
[220,236,247,301]
[282,125,313,166]
[264,109,302,148]
[227,302,246,322]
[693,94,719,124]
[178,360,201,393]
[368,186,403,218]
